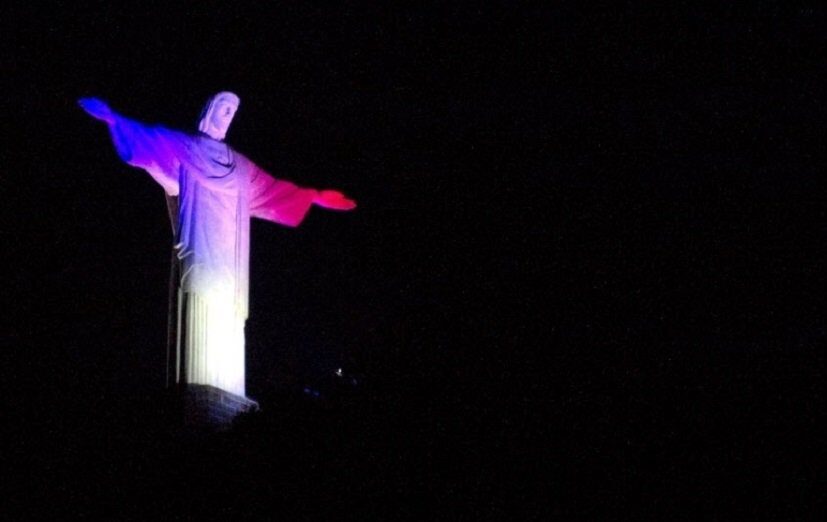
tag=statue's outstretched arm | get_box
[249,165,355,227]
[79,97,184,196]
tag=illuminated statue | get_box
[79,93,355,399]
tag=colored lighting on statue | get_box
[79,93,355,402]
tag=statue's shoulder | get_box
[230,147,255,168]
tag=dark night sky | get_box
[3,2,823,517]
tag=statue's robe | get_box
[106,115,316,396]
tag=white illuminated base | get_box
[179,290,246,397]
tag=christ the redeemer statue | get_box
[80,93,355,399]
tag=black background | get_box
[3,2,823,518]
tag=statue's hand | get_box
[78,97,115,124]
[313,190,356,211]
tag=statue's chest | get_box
[184,139,248,195]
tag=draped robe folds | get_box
[106,115,317,396]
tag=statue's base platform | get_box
[181,384,259,431]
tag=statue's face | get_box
[199,92,240,140]
[208,99,237,139]
[208,100,238,140]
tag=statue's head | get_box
[198,91,241,141]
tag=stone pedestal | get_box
[182,384,259,430]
